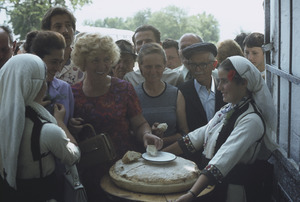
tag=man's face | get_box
[0,29,14,68]
[179,35,201,64]
[134,30,157,54]
[186,51,215,85]
[50,14,74,47]
[164,47,182,69]
[112,53,135,79]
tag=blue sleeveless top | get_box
[135,82,178,137]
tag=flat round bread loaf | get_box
[109,156,200,194]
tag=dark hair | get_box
[219,58,245,84]
[162,38,179,50]
[137,43,166,65]
[243,32,264,48]
[234,32,249,50]
[0,25,14,44]
[24,30,66,58]
[116,39,136,58]
[14,41,24,55]
[41,6,76,31]
[132,25,160,45]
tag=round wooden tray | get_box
[100,174,214,202]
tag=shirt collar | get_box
[194,76,215,93]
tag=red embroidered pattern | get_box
[227,69,236,81]
[182,135,196,153]
[205,164,223,182]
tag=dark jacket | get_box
[179,78,226,132]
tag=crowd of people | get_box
[0,5,276,202]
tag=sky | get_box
[0,0,265,42]
[74,0,265,41]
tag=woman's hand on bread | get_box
[143,132,163,150]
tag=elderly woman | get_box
[0,54,80,201]
[135,43,189,147]
[165,56,277,202]
[69,33,163,201]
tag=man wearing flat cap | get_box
[111,39,137,79]
[179,42,225,132]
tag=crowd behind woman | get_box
[0,10,274,201]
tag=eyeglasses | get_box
[187,61,214,69]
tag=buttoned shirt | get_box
[194,77,216,121]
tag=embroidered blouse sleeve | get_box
[178,125,207,154]
[205,113,264,182]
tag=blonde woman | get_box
[69,33,162,202]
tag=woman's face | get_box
[85,53,112,78]
[43,49,64,82]
[217,68,247,105]
[139,53,165,83]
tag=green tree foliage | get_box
[186,13,219,43]
[0,0,92,40]
[148,6,188,41]
[84,6,220,43]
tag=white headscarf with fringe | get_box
[0,54,48,189]
[228,56,278,153]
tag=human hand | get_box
[151,122,164,138]
[143,132,163,150]
[68,117,84,136]
[41,99,51,107]
[53,103,65,122]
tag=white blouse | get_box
[17,104,80,179]
[188,102,264,177]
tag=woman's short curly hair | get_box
[71,32,120,72]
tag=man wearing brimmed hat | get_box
[179,42,225,132]
[111,39,137,79]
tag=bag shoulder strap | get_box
[25,106,50,177]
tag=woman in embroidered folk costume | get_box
[0,54,80,202]
[165,55,277,202]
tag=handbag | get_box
[77,124,117,170]
[64,164,88,202]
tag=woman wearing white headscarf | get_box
[165,56,278,202]
[0,54,80,201]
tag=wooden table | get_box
[100,174,214,202]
